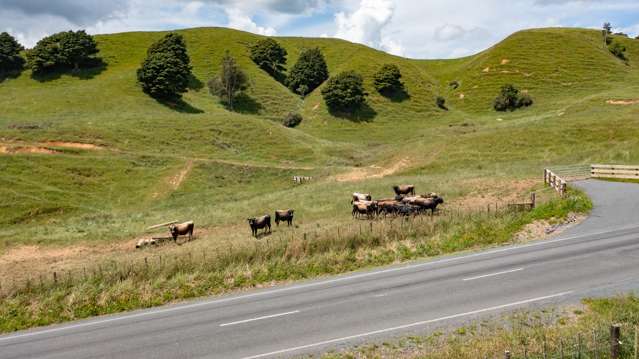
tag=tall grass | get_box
[0,189,590,332]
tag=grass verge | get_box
[0,189,591,333]
[321,294,639,359]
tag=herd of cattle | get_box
[138,185,443,247]
[351,185,445,219]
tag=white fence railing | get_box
[544,169,567,196]
[591,164,639,180]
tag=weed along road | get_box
[2,180,639,359]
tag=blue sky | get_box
[2,0,639,59]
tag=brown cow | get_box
[351,192,372,204]
[248,215,271,237]
[169,221,194,242]
[377,199,400,217]
[402,196,444,214]
[352,201,378,219]
[393,185,415,196]
[275,209,294,227]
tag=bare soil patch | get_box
[44,141,103,150]
[0,145,59,155]
[501,58,510,65]
[514,213,585,243]
[334,157,410,182]
[169,160,194,190]
[606,99,639,105]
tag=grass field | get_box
[0,26,638,330]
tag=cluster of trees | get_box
[493,84,533,112]
[0,32,25,78]
[137,33,192,101]
[603,23,628,62]
[27,30,100,75]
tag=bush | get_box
[609,41,627,61]
[494,84,533,112]
[208,52,248,111]
[321,71,367,113]
[373,64,404,94]
[249,38,287,75]
[436,96,448,110]
[286,47,328,96]
[449,80,460,89]
[26,30,99,74]
[137,33,191,101]
[282,113,303,128]
[0,32,25,76]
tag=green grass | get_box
[321,294,639,359]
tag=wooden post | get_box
[530,192,536,209]
[504,350,511,359]
[611,324,621,359]
[634,326,638,359]
[53,271,57,284]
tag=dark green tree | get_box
[494,84,533,111]
[0,32,25,77]
[208,52,248,110]
[282,113,303,128]
[373,64,404,94]
[609,41,627,61]
[286,47,328,96]
[137,32,192,101]
[249,38,287,75]
[26,30,99,74]
[321,71,367,113]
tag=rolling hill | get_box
[0,26,638,248]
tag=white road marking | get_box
[220,311,300,327]
[2,223,635,342]
[240,291,573,359]
[463,267,524,281]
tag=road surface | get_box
[1,179,639,359]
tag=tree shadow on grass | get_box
[232,93,264,115]
[0,70,22,83]
[31,58,108,82]
[155,97,204,114]
[329,103,377,123]
[380,88,410,103]
[188,75,204,91]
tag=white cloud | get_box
[225,7,276,36]
[333,0,404,56]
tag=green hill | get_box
[1,26,639,247]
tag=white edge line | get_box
[463,267,525,281]
[2,223,635,342]
[240,291,574,359]
[220,310,300,327]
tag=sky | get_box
[2,0,639,59]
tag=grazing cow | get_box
[248,215,271,237]
[402,196,444,214]
[169,221,194,242]
[377,199,400,217]
[351,192,372,204]
[393,185,415,196]
[275,209,295,227]
[352,201,378,219]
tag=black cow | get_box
[248,215,271,237]
[275,209,294,227]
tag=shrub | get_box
[321,71,367,113]
[373,64,404,94]
[26,30,99,74]
[494,84,533,112]
[286,47,328,96]
[436,96,448,110]
[609,41,627,61]
[282,113,303,128]
[137,33,191,101]
[0,32,25,76]
[208,51,248,110]
[249,38,287,76]
[449,80,460,89]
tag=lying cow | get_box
[169,221,194,242]
[275,209,294,227]
[248,215,271,237]
[393,185,415,196]
[351,192,372,204]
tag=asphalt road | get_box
[2,179,639,359]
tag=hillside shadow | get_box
[329,103,377,123]
[31,58,108,82]
[0,70,22,83]
[232,93,263,114]
[380,88,410,103]
[156,98,204,114]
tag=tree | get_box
[249,38,287,76]
[286,47,328,96]
[137,32,192,101]
[0,32,25,76]
[282,113,303,128]
[373,64,404,95]
[321,71,367,113]
[494,84,533,111]
[609,41,627,61]
[208,52,248,110]
[26,30,99,74]
[602,23,613,47]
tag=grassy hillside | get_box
[0,26,639,249]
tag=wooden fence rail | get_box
[544,169,567,196]
[591,164,639,180]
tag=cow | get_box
[351,192,372,204]
[392,185,415,196]
[169,221,194,242]
[248,215,271,237]
[402,195,444,215]
[352,201,378,219]
[377,199,400,217]
[274,209,294,227]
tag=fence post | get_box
[531,192,536,209]
[611,324,621,359]
[634,326,638,359]
[504,350,511,359]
